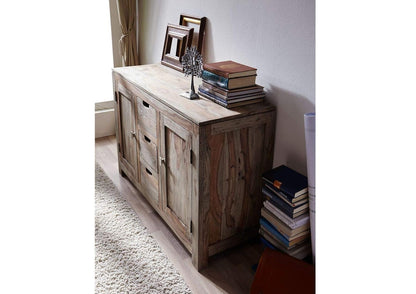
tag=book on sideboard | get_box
[198,90,264,108]
[202,70,256,90]
[262,165,308,198]
[198,86,265,102]
[203,60,257,78]
[199,84,264,101]
[202,81,264,98]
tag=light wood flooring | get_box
[95,135,264,294]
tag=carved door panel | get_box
[115,83,138,181]
[159,115,192,241]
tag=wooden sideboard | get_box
[113,64,276,270]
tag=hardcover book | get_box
[202,70,256,90]
[263,186,309,213]
[258,234,312,262]
[198,90,264,108]
[259,229,312,259]
[263,200,309,229]
[268,203,307,219]
[262,165,308,198]
[260,218,310,248]
[262,186,308,218]
[198,86,265,103]
[203,60,257,78]
[202,81,264,98]
[261,207,310,238]
[264,183,308,207]
[199,84,265,101]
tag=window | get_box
[92,1,114,105]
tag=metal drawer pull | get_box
[130,131,136,138]
[160,156,165,165]
[145,168,152,176]
[144,135,151,143]
[142,101,150,108]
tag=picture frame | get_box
[161,24,194,72]
[179,14,207,56]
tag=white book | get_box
[264,201,309,230]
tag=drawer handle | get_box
[142,101,150,108]
[144,135,151,143]
[130,130,136,138]
[145,168,152,176]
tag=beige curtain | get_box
[117,0,139,66]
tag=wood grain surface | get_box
[113,64,275,125]
[113,64,276,270]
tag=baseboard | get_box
[95,108,116,138]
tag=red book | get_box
[203,60,257,78]
[251,248,315,294]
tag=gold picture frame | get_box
[179,14,207,56]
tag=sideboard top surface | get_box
[113,64,275,126]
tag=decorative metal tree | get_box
[181,46,203,100]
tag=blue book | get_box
[262,165,308,198]
[260,217,291,247]
[199,86,265,103]
[264,182,307,204]
[202,70,229,89]
[198,87,264,109]
[202,70,257,90]
[198,86,229,104]
[262,186,308,218]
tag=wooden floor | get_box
[95,135,264,294]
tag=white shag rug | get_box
[95,163,192,294]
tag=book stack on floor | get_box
[259,165,312,260]
[198,60,265,108]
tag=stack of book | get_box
[259,165,312,260]
[198,60,265,108]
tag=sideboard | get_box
[113,64,276,270]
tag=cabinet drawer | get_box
[137,98,157,141]
[140,161,159,204]
[139,131,158,173]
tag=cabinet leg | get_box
[192,245,209,271]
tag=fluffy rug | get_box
[95,163,191,293]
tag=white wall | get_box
[138,0,315,175]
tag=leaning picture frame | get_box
[179,14,207,56]
[161,24,194,72]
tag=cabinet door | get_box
[115,83,138,180]
[159,115,193,241]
